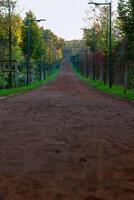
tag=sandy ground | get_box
[0,60,134,200]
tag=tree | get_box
[118,0,134,60]
[0,0,21,61]
[21,10,42,60]
[43,29,64,64]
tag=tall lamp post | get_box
[7,0,12,88]
[40,39,43,81]
[26,18,46,85]
[88,0,112,88]
[42,32,50,79]
[92,28,96,81]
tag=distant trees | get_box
[75,1,134,90]
[118,0,134,60]
[43,29,65,65]
[0,2,65,88]
[21,11,65,67]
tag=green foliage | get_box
[127,65,134,88]
[118,0,134,60]
[0,67,60,96]
[73,66,134,100]
[96,7,109,54]
[43,29,65,64]
[21,10,42,59]
[0,0,22,61]
[84,7,118,54]
[0,4,65,89]
[83,29,94,51]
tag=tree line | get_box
[70,0,134,92]
[0,0,65,88]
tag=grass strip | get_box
[0,69,60,96]
[73,67,134,100]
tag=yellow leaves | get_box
[15,25,22,44]
[56,47,62,59]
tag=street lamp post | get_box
[26,20,30,86]
[26,19,46,85]
[7,0,12,88]
[109,2,112,88]
[88,0,112,88]
[40,39,42,81]
[43,32,50,78]
[44,47,46,80]
[48,45,51,76]
[93,28,96,81]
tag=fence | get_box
[71,50,134,93]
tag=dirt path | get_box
[0,60,134,200]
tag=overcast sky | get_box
[18,0,118,40]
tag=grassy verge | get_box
[0,69,60,96]
[73,68,134,100]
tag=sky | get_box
[18,0,118,41]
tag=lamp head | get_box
[37,19,46,22]
[88,1,95,5]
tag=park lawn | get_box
[0,69,60,96]
[74,69,134,101]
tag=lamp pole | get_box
[88,1,112,88]
[7,0,12,88]
[44,46,46,80]
[26,19,46,85]
[43,32,50,78]
[26,20,30,86]
[40,39,42,81]
[109,2,112,88]
[93,28,96,81]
